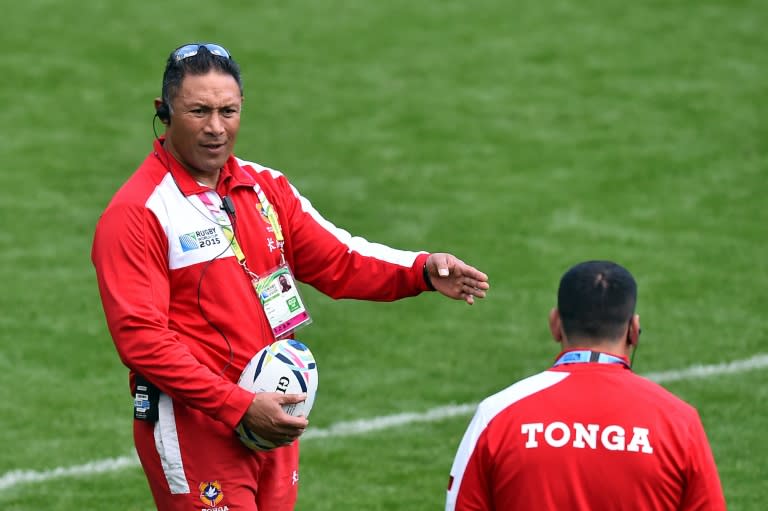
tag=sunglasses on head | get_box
[172,43,231,62]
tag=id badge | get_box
[253,264,312,338]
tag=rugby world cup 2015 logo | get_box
[199,480,224,507]
[179,232,200,252]
[180,228,222,252]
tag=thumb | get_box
[430,253,451,277]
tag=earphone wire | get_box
[152,115,235,376]
[630,342,639,369]
[629,324,641,369]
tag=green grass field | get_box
[2,0,766,509]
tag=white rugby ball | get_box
[235,339,318,451]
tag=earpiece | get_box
[156,102,171,124]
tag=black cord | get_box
[195,221,236,377]
[152,118,235,376]
[630,329,641,369]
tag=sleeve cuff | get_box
[413,253,433,292]
[215,384,256,430]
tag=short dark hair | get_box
[557,261,637,341]
[160,44,243,108]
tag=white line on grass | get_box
[644,353,768,383]
[2,352,767,490]
[0,454,139,491]
[302,402,477,440]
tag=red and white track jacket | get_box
[92,139,430,430]
[446,353,727,511]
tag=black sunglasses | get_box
[172,43,231,62]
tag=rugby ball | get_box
[235,339,318,451]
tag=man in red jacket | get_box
[92,42,489,511]
[446,260,725,511]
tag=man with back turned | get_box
[446,260,725,510]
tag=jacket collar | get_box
[152,137,256,196]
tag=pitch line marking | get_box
[2,352,767,491]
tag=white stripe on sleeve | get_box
[295,190,425,267]
[238,159,426,267]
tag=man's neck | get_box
[189,169,220,189]
[162,138,221,189]
[561,340,631,359]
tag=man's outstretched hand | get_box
[425,253,490,305]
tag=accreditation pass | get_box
[254,264,312,338]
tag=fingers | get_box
[464,268,490,284]
[280,392,308,404]
[428,253,489,285]
[277,422,307,440]
[461,282,488,298]
[242,393,309,446]
[459,283,487,305]
[244,392,309,443]
[458,274,490,290]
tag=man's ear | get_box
[627,314,641,346]
[154,97,170,125]
[549,308,563,343]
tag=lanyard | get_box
[196,189,286,277]
[552,350,630,369]
[253,183,284,243]
[197,190,310,338]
